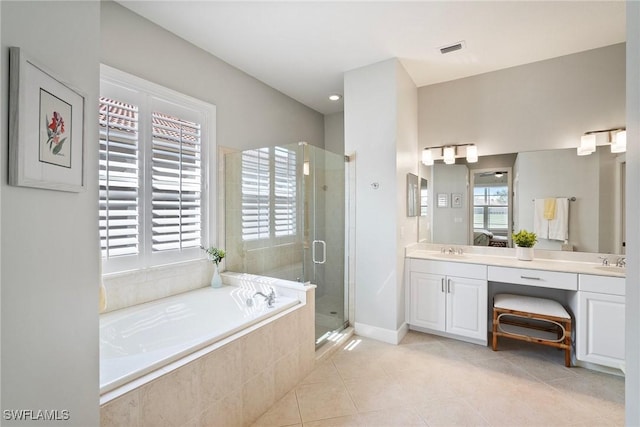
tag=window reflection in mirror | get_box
[471,169,512,248]
[420,178,428,216]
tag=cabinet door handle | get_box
[520,275,541,280]
[447,279,451,293]
[441,278,445,293]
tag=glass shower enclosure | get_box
[225,142,348,346]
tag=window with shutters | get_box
[241,146,297,242]
[100,66,214,274]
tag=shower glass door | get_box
[294,142,348,346]
[308,143,348,345]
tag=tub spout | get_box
[254,288,276,308]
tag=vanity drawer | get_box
[488,266,577,290]
[409,259,487,280]
[579,274,625,296]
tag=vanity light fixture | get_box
[578,127,626,155]
[421,143,478,165]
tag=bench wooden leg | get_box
[564,320,572,367]
[492,308,498,351]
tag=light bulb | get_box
[443,146,456,165]
[466,145,478,163]
[611,130,626,153]
[577,134,596,156]
[422,149,434,166]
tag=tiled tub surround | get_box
[100,273,316,427]
[102,259,215,313]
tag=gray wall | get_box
[419,43,625,156]
[431,164,468,245]
[514,149,599,252]
[625,3,640,424]
[1,2,100,425]
[324,112,345,155]
[101,1,324,152]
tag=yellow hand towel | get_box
[544,198,556,220]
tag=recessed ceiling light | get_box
[328,94,342,101]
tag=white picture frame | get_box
[437,193,449,208]
[452,193,463,208]
[9,47,85,192]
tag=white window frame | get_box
[100,65,216,274]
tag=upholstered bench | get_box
[492,293,573,367]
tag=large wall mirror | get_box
[420,146,626,255]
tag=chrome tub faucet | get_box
[254,288,276,308]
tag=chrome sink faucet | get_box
[598,256,610,266]
[254,288,276,308]
[615,257,626,268]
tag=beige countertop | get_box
[406,248,625,278]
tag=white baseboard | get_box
[354,321,409,345]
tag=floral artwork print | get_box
[46,111,67,155]
[39,88,72,168]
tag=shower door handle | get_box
[312,240,327,264]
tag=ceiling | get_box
[118,1,626,115]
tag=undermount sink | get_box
[432,253,471,260]
[594,265,626,273]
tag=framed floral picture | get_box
[9,47,85,192]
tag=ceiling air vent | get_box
[440,41,465,54]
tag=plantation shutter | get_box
[241,148,270,240]
[150,111,203,252]
[273,147,297,237]
[99,97,140,258]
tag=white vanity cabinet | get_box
[407,259,488,344]
[576,274,625,370]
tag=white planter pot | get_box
[516,246,534,261]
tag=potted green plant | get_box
[202,246,226,288]
[512,230,537,261]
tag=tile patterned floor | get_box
[252,331,625,427]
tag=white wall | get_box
[419,44,625,156]
[101,1,324,152]
[395,61,419,327]
[625,2,640,424]
[1,2,100,425]
[324,112,344,155]
[345,58,417,343]
[345,60,398,340]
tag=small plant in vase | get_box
[202,246,226,288]
[512,230,537,261]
